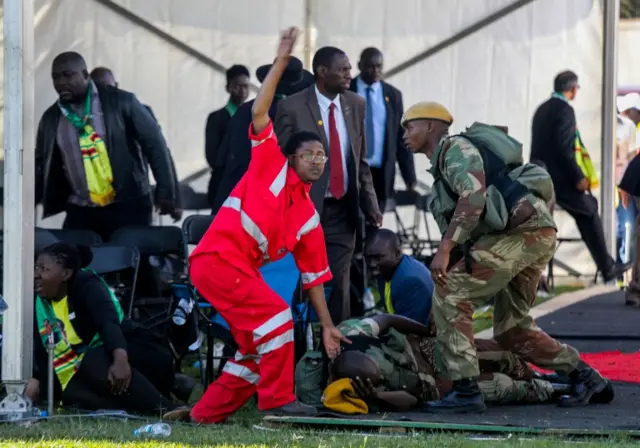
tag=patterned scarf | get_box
[59,88,116,206]
[35,270,124,390]
[551,92,599,189]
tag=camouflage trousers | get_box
[433,227,581,380]
[479,374,554,404]
[625,198,640,305]
[423,338,554,404]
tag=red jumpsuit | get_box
[189,120,332,423]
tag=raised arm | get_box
[251,27,299,135]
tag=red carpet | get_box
[532,351,640,383]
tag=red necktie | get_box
[328,103,345,199]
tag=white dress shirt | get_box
[315,85,350,198]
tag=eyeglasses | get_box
[299,153,328,163]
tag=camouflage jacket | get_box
[294,318,440,406]
[428,136,556,244]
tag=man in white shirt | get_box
[616,94,640,277]
[275,47,383,323]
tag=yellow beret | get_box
[321,378,368,415]
[401,102,454,129]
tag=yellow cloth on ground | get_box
[321,378,369,415]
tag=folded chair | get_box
[46,229,103,247]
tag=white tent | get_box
[1,0,621,408]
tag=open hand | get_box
[276,27,299,60]
[322,326,351,359]
[430,248,451,288]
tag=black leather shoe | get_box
[423,378,486,413]
[264,400,318,417]
[589,379,614,404]
[557,362,608,407]
[603,263,632,283]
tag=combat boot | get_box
[423,378,486,413]
[557,361,609,407]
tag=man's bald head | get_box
[366,229,403,281]
[90,67,117,88]
[51,51,90,104]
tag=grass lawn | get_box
[1,410,638,448]
[1,284,594,447]
[472,284,584,334]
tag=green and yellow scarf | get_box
[59,88,116,206]
[35,270,124,390]
[551,92,599,189]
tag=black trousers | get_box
[322,198,356,324]
[63,197,153,242]
[555,191,614,275]
[370,167,388,213]
[62,346,176,415]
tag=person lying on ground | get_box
[162,27,349,425]
[295,314,614,412]
[364,229,434,326]
[27,243,188,415]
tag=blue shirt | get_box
[356,78,387,168]
[378,255,434,326]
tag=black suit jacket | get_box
[205,107,232,171]
[33,270,131,394]
[35,84,176,218]
[209,98,282,213]
[349,77,416,204]
[530,97,585,192]
[275,86,380,226]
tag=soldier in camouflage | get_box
[400,102,612,413]
[294,314,573,412]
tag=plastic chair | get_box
[35,228,60,254]
[108,226,187,329]
[87,245,140,316]
[47,229,103,247]
[179,184,210,214]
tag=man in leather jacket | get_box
[35,52,177,240]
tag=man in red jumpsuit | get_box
[164,27,349,424]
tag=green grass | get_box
[0,414,638,448]
[472,285,584,334]
[1,284,597,447]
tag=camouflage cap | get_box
[401,102,454,129]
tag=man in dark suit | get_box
[530,70,627,282]
[275,46,383,323]
[350,47,416,212]
[205,65,251,205]
[210,57,314,214]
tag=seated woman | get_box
[27,242,185,415]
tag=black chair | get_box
[179,184,210,214]
[35,228,60,254]
[87,245,140,315]
[405,194,440,263]
[181,215,214,256]
[47,229,103,247]
[181,214,236,387]
[108,226,187,328]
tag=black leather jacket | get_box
[35,84,176,218]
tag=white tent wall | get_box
[0,0,628,277]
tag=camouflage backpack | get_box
[430,122,554,234]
